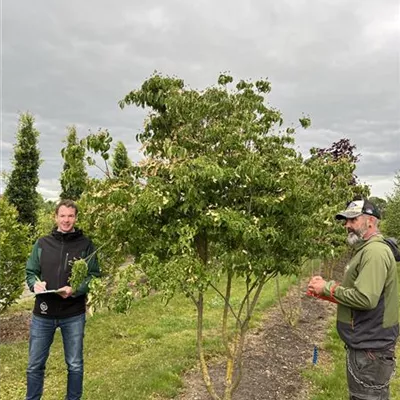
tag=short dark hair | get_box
[55,199,78,216]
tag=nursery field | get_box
[1,270,399,400]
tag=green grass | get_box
[305,268,400,400]
[2,295,35,314]
[0,275,295,400]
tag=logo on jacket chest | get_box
[40,302,48,314]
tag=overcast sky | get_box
[1,0,399,200]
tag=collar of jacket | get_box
[354,234,385,252]
[51,227,83,241]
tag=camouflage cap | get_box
[335,199,381,220]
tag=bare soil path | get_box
[177,284,337,400]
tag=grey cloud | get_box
[2,0,399,199]
[357,152,399,176]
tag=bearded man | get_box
[308,198,398,400]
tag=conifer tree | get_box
[60,126,88,200]
[5,112,40,227]
[111,141,132,178]
[383,172,400,239]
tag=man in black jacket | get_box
[25,199,100,400]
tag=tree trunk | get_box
[196,292,220,400]
[195,232,221,399]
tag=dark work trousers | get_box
[346,346,396,400]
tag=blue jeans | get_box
[26,313,86,400]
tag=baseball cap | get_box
[335,199,381,220]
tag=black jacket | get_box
[26,228,100,318]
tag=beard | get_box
[347,222,369,247]
[347,232,363,246]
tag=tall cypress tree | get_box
[60,126,88,200]
[111,141,132,178]
[383,172,400,239]
[5,112,40,227]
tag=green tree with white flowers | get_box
[77,73,360,399]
